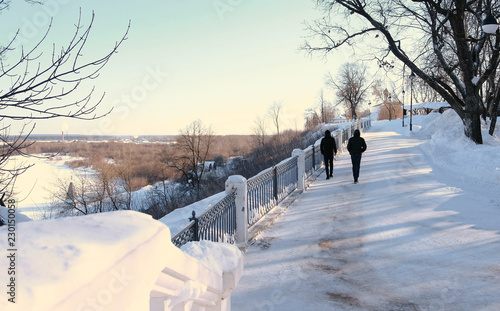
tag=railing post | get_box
[225,175,248,249]
[273,166,278,201]
[312,145,316,170]
[334,132,342,153]
[189,211,199,242]
[292,149,305,191]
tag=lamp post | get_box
[389,95,393,121]
[368,102,371,122]
[402,89,405,127]
[409,71,415,131]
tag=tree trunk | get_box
[463,111,483,144]
[489,99,499,136]
[489,110,498,136]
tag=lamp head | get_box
[483,9,499,34]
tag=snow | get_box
[0,210,172,310]
[0,210,243,310]
[3,154,93,220]
[4,154,174,219]
[159,191,226,237]
[232,112,500,310]
[0,111,499,310]
[182,240,243,275]
[0,206,32,224]
[403,101,450,110]
[417,110,500,187]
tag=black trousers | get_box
[324,155,333,177]
[350,153,362,182]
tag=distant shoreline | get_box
[14,134,254,142]
[19,134,178,142]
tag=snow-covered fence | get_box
[151,239,243,311]
[0,211,243,311]
[358,118,371,132]
[246,155,298,227]
[304,141,323,178]
[171,120,371,249]
[172,192,237,248]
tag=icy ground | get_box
[232,112,500,311]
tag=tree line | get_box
[32,119,320,220]
[302,0,500,144]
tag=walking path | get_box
[231,125,500,311]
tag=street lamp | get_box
[368,102,371,122]
[402,89,405,127]
[388,95,393,121]
[409,71,416,131]
[483,8,499,34]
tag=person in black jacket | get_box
[347,129,367,184]
[320,130,337,179]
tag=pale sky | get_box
[1,1,353,136]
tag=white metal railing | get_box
[168,119,372,250]
[150,241,243,311]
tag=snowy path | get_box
[232,125,500,311]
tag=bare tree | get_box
[115,160,135,210]
[0,125,34,194]
[252,115,267,148]
[165,120,216,200]
[0,2,130,194]
[95,162,123,212]
[303,0,500,143]
[144,179,184,219]
[304,89,336,129]
[51,172,99,216]
[487,74,499,135]
[50,163,130,217]
[268,101,283,136]
[411,77,443,104]
[326,63,370,120]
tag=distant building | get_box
[331,116,348,124]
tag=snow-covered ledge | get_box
[0,211,243,311]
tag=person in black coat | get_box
[347,129,367,184]
[320,130,337,179]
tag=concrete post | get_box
[292,149,305,192]
[225,175,248,249]
[334,132,342,153]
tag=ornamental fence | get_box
[171,119,371,248]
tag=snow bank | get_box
[0,211,172,311]
[0,206,32,224]
[403,101,449,110]
[0,210,246,311]
[414,110,500,185]
[182,240,243,275]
